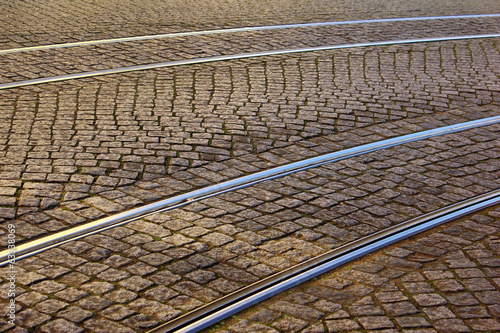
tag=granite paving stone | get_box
[208,207,500,332]
[39,318,84,333]
[1,1,499,332]
[1,43,500,238]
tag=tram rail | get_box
[1,115,499,266]
[1,9,500,332]
[1,14,498,55]
[149,190,500,332]
[1,34,499,90]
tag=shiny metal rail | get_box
[150,190,500,333]
[1,115,499,266]
[1,14,498,54]
[1,34,499,90]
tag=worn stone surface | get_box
[1,31,500,238]
[208,208,500,332]
[0,0,500,332]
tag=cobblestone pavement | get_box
[206,206,500,333]
[1,0,498,50]
[0,121,499,331]
[1,0,500,332]
[1,17,499,84]
[1,39,500,238]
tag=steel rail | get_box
[149,190,500,333]
[1,34,499,90]
[1,14,498,55]
[1,115,499,266]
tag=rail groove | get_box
[1,34,499,90]
[150,190,500,333]
[1,115,499,266]
[0,14,498,55]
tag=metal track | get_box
[149,190,500,333]
[1,34,499,90]
[1,14,498,54]
[1,115,499,266]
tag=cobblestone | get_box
[0,1,499,332]
[1,19,499,85]
[1,41,500,234]
[208,207,500,333]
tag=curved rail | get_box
[149,190,500,333]
[1,34,499,90]
[1,14,498,55]
[1,115,499,266]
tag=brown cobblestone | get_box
[207,207,500,333]
[2,3,500,332]
[39,318,83,333]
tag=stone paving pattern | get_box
[1,18,499,84]
[1,0,500,332]
[0,122,499,332]
[1,39,500,240]
[1,0,498,50]
[206,206,500,333]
